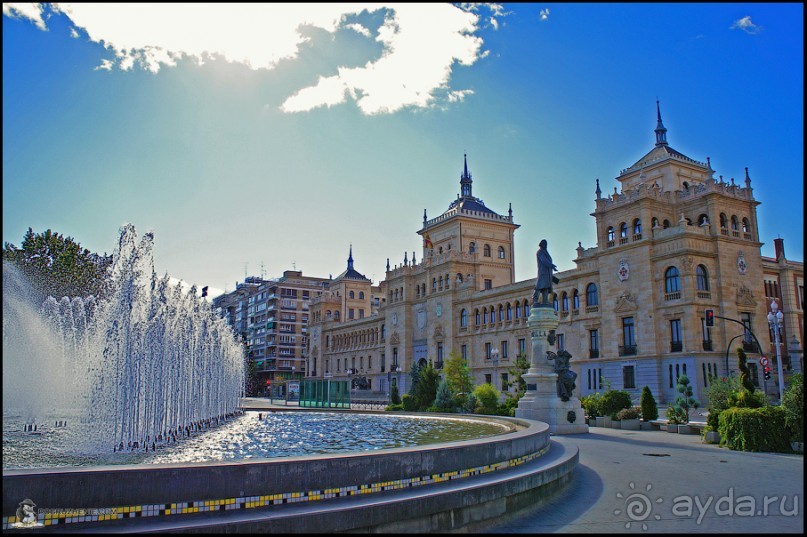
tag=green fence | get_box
[299,379,351,408]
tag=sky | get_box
[3,3,804,299]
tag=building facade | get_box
[305,105,803,405]
[213,270,330,392]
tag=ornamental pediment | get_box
[736,284,757,307]
[614,292,637,313]
[390,332,400,345]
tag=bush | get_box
[718,406,792,453]
[666,404,687,425]
[639,386,658,421]
[385,403,403,411]
[673,374,699,424]
[434,379,453,411]
[401,393,417,411]
[616,406,641,421]
[581,392,604,419]
[782,373,803,442]
[704,376,741,429]
[473,383,500,413]
[727,389,765,409]
[601,390,632,419]
[498,395,519,417]
[463,393,478,414]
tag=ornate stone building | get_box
[307,105,803,404]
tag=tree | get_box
[408,361,423,395]
[434,379,453,411]
[736,347,755,393]
[673,374,699,424]
[781,373,803,442]
[413,362,440,410]
[443,350,473,396]
[639,386,659,421]
[505,352,530,396]
[473,383,500,414]
[390,384,401,405]
[4,227,112,303]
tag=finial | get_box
[745,167,751,187]
[404,251,408,266]
[730,177,735,185]
[706,156,712,169]
[595,178,602,199]
[423,208,427,224]
[508,202,513,218]
[460,153,472,197]
[386,258,390,271]
[655,99,668,146]
[347,244,354,269]
[412,251,416,264]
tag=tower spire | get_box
[655,99,668,146]
[595,178,602,199]
[347,244,354,270]
[460,153,473,198]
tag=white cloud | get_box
[4,3,502,114]
[539,8,550,22]
[730,16,762,35]
[3,2,47,30]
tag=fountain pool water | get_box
[2,224,245,458]
[3,411,512,469]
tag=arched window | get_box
[731,215,739,231]
[633,218,642,236]
[553,297,559,311]
[483,308,489,324]
[445,273,450,289]
[523,302,530,317]
[696,265,709,291]
[475,309,481,325]
[438,246,443,254]
[394,289,398,301]
[469,242,476,254]
[683,181,690,191]
[421,284,426,296]
[514,300,521,319]
[456,273,463,284]
[438,276,443,289]
[652,217,659,228]
[506,303,512,320]
[742,218,750,233]
[620,222,628,239]
[489,306,496,324]
[586,283,599,306]
[349,291,355,299]
[498,305,504,322]
[698,214,709,225]
[561,292,569,311]
[607,226,615,241]
[460,309,468,327]
[720,213,728,228]
[498,246,506,259]
[484,244,491,257]
[665,267,680,293]
[573,289,580,310]
[334,310,340,320]
[359,291,365,299]
[663,219,670,229]
[432,278,437,291]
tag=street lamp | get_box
[491,348,500,389]
[767,300,785,401]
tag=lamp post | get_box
[491,348,500,389]
[767,300,785,401]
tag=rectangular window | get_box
[381,353,386,371]
[622,317,636,346]
[623,365,636,389]
[461,344,468,360]
[484,279,493,290]
[518,338,526,356]
[485,373,492,385]
[393,348,398,366]
[485,342,492,359]
[740,312,753,343]
[670,319,682,352]
[501,373,509,391]
[557,333,565,351]
[501,340,509,358]
[348,308,354,319]
[437,342,444,362]
[589,329,599,358]
[359,309,364,319]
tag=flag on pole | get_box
[424,233,433,249]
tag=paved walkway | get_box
[474,425,804,533]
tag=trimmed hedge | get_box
[639,386,658,421]
[401,393,418,411]
[601,390,632,419]
[718,406,792,453]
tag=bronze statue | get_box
[532,239,559,307]
[546,349,577,401]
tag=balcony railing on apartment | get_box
[670,342,683,353]
[618,345,637,356]
[589,349,599,359]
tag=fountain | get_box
[2,224,246,458]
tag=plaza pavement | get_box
[473,424,804,533]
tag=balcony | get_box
[670,342,683,353]
[585,305,599,314]
[664,291,682,301]
[589,349,599,359]
[618,345,637,356]
[702,340,713,351]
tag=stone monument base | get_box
[515,391,588,435]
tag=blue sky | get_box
[3,3,803,298]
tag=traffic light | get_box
[764,365,771,381]
[705,309,714,327]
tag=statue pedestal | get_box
[515,306,588,434]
